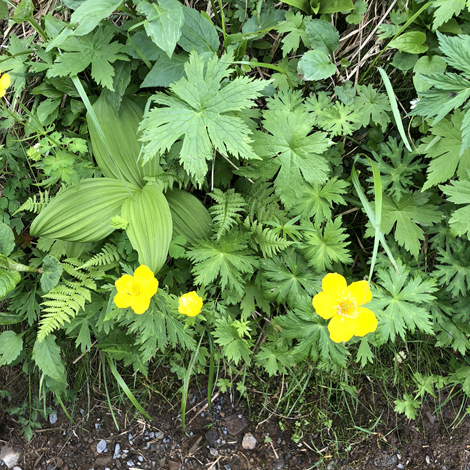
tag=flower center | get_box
[130,281,143,296]
[336,295,358,319]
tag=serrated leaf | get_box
[141,52,188,88]
[305,19,339,56]
[394,394,420,419]
[11,0,33,23]
[0,222,15,256]
[354,84,391,132]
[277,11,310,56]
[0,331,23,366]
[32,335,67,384]
[437,30,470,77]
[47,27,128,90]
[298,50,336,81]
[431,0,465,30]
[138,0,184,59]
[40,255,63,293]
[0,268,21,298]
[413,55,447,93]
[139,51,267,183]
[388,31,428,54]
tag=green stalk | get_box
[207,332,215,411]
[102,353,120,430]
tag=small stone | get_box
[127,460,134,467]
[383,454,398,466]
[188,436,203,454]
[113,443,121,459]
[241,433,257,450]
[0,446,21,468]
[149,432,155,438]
[224,465,232,470]
[168,461,180,470]
[97,440,107,454]
[426,411,436,424]
[209,448,218,457]
[49,413,57,424]
[397,465,404,469]
[224,415,248,436]
[425,455,430,464]
[12,467,22,470]
[273,460,285,470]
[95,457,112,466]
[205,429,219,447]
[138,455,144,462]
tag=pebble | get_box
[209,448,218,457]
[113,443,121,459]
[242,433,257,450]
[273,459,285,469]
[12,467,22,470]
[49,413,57,424]
[426,411,436,424]
[383,454,398,466]
[127,460,134,467]
[397,465,404,469]
[138,455,144,462]
[97,439,107,454]
[0,446,21,468]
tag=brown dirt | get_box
[2,368,470,470]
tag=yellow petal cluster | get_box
[178,291,203,317]
[312,273,377,343]
[114,265,158,314]
[0,70,10,98]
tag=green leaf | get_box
[178,6,219,54]
[346,0,367,24]
[261,251,319,308]
[40,255,63,293]
[371,193,441,258]
[141,52,188,88]
[253,91,331,207]
[36,99,61,125]
[431,0,465,30]
[139,51,267,184]
[298,50,336,81]
[0,331,23,366]
[214,317,254,365]
[371,262,437,343]
[0,0,9,20]
[418,111,470,190]
[137,0,184,59]
[388,31,428,54]
[280,0,311,14]
[434,240,470,296]
[440,180,470,238]
[319,0,354,13]
[302,217,352,272]
[305,19,339,56]
[47,27,128,91]
[354,84,391,132]
[70,0,122,36]
[0,269,21,298]
[436,30,470,77]
[277,11,310,56]
[356,337,374,368]
[394,394,421,420]
[32,335,67,384]
[187,230,259,296]
[0,222,15,256]
[413,55,447,93]
[11,0,33,23]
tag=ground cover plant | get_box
[2,0,470,457]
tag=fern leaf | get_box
[241,180,287,224]
[14,189,52,215]
[245,218,293,258]
[209,188,247,240]
[79,243,120,269]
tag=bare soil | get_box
[1,367,470,470]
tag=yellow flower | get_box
[312,273,377,343]
[178,291,203,317]
[114,265,158,314]
[0,71,11,98]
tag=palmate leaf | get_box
[47,26,128,90]
[139,51,267,184]
[370,261,437,343]
[213,317,254,366]
[186,230,259,296]
[253,91,331,208]
[440,179,470,238]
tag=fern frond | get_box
[244,218,293,258]
[241,181,287,224]
[38,281,92,341]
[209,188,247,240]
[79,243,120,269]
[14,189,51,215]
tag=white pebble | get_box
[96,439,107,454]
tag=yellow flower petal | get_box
[312,292,337,319]
[322,273,347,299]
[134,264,154,282]
[353,307,378,337]
[347,280,372,306]
[115,274,134,292]
[0,73,11,90]
[114,291,133,309]
[131,295,151,314]
[178,291,203,317]
[328,314,355,343]
[142,277,159,298]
